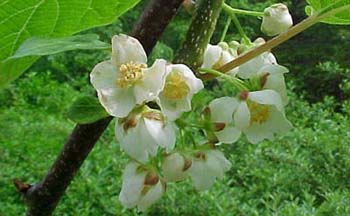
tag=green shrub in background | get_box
[1,1,350,215]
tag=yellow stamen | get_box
[116,61,146,88]
[162,71,190,100]
[248,101,269,125]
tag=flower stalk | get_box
[222,3,264,17]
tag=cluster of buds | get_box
[89,3,294,211]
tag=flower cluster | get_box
[91,34,208,211]
[204,38,292,144]
[90,3,294,210]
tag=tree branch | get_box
[16,1,184,215]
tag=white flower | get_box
[115,107,176,163]
[90,34,167,118]
[202,42,238,75]
[119,162,164,211]
[188,149,231,191]
[157,64,203,120]
[261,3,293,36]
[256,64,289,105]
[236,39,289,104]
[209,90,292,144]
[162,153,191,182]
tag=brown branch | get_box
[18,1,184,215]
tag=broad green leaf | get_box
[67,95,109,124]
[306,0,350,25]
[9,34,110,59]
[0,0,140,88]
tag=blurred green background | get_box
[1,0,350,215]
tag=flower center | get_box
[162,71,190,100]
[212,53,224,70]
[116,61,146,88]
[248,101,270,125]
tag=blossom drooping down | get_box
[188,148,232,191]
[208,97,241,144]
[235,38,289,104]
[162,153,191,182]
[115,106,177,164]
[237,38,277,79]
[157,64,204,120]
[261,3,293,36]
[119,162,165,211]
[90,34,167,118]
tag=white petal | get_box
[264,52,277,65]
[202,44,222,69]
[244,106,292,144]
[209,97,238,123]
[119,162,145,208]
[215,126,241,144]
[157,95,190,121]
[115,121,148,163]
[206,150,232,178]
[265,106,293,134]
[137,181,164,211]
[234,101,250,130]
[134,59,167,104]
[111,34,147,66]
[189,159,216,191]
[263,71,288,105]
[97,88,135,118]
[162,153,188,182]
[238,55,266,79]
[137,119,159,157]
[143,117,177,151]
[116,119,158,163]
[189,150,231,191]
[259,64,288,75]
[248,90,283,112]
[244,122,273,144]
[90,60,118,91]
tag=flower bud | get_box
[261,3,293,36]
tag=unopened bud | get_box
[261,3,293,36]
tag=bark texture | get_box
[15,1,184,215]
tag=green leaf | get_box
[306,0,350,25]
[67,95,109,124]
[0,0,140,88]
[8,34,110,59]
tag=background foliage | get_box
[1,0,350,215]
